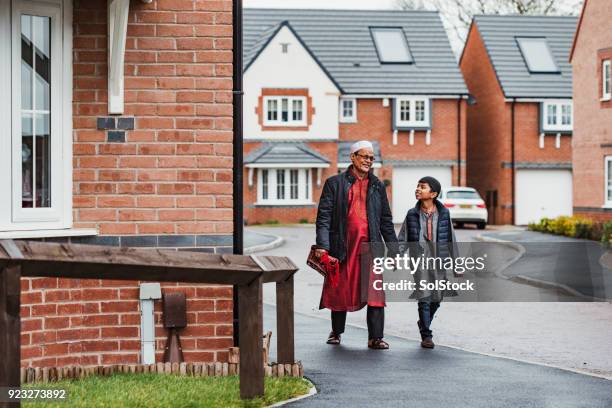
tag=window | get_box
[606,157,612,207]
[257,169,312,205]
[263,96,307,126]
[339,98,356,122]
[516,37,559,73]
[603,60,611,101]
[395,97,430,128]
[1,0,71,232]
[542,100,572,132]
[370,27,413,64]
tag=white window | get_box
[263,96,307,126]
[0,0,72,232]
[257,169,312,205]
[395,97,430,128]
[370,27,413,64]
[606,156,612,207]
[339,98,357,123]
[602,60,611,101]
[542,100,572,132]
[516,37,558,73]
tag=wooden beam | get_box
[276,274,295,364]
[0,241,296,286]
[238,275,264,399]
[0,264,21,408]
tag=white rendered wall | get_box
[244,26,341,140]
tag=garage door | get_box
[391,167,452,224]
[515,169,572,225]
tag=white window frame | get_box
[263,96,307,127]
[256,168,312,205]
[542,100,572,132]
[339,97,357,123]
[395,97,430,128]
[0,0,72,232]
[606,156,612,208]
[602,59,611,101]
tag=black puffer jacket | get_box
[315,167,398,263]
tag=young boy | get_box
[398,176,459,349]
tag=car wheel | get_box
[477,222,486,230]
[456,222,464,229]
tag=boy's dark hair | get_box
[418,176,441,199]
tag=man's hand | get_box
[315,248,327,259]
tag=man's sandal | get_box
[326,332,341,345]
[368,338,389,350]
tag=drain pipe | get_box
[232,0,244,347]
[139,283,161,364]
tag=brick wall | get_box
[20,0,236,367]
[571,0,612,220]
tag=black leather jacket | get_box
[315,167,398,263]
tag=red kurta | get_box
[320,171,385,311]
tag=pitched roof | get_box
[244,142,330,166]
[472,15,577,98]
[243,8,468,95]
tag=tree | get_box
[395,0,583,55]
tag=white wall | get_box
[243,25,341,140]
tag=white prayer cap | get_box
[350,140,374,154]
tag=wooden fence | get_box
[0,239,298,407]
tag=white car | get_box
[439,186,488,229]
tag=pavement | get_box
[481,230,612,300]
[244,229,283,254]
[251,225,612,379]
[263,304,612,408]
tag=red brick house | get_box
[460,15,577,225]
[570,0,612,221]
[242,9,468,225]
[0,0,238,368]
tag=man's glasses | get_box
[355,153,375,162]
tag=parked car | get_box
[439,187,488,229]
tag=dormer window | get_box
[370,27,413,64]
[516,37,559,73]
[542,100,572,132]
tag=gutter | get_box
[510,99,516,225]
[457,98,461,185]
[232,0,243,347]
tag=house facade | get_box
[570,0,612,221]
[242,8,468,225]
[460,15,577,225]
[0,0,236,367]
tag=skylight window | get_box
[516,37,559,73]
[370,28,413,64]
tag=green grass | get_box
[23,374,312,408]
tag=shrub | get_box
[602,221,612,246]
[530,215,610,243]
[298,218,310,224]
[265,219,279,225]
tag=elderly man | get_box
[315,140,397,349]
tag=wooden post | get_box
[276,274,295,364]
[0,265,21,408]
[238,275,264,399]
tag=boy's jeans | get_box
[417,297,440,339]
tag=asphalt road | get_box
[264,304,612,408]
[251,225,612,379]
[483,230,612,300]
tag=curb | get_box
[244,231,285,254]
[475,234,606,301]
[267,378,318,407]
